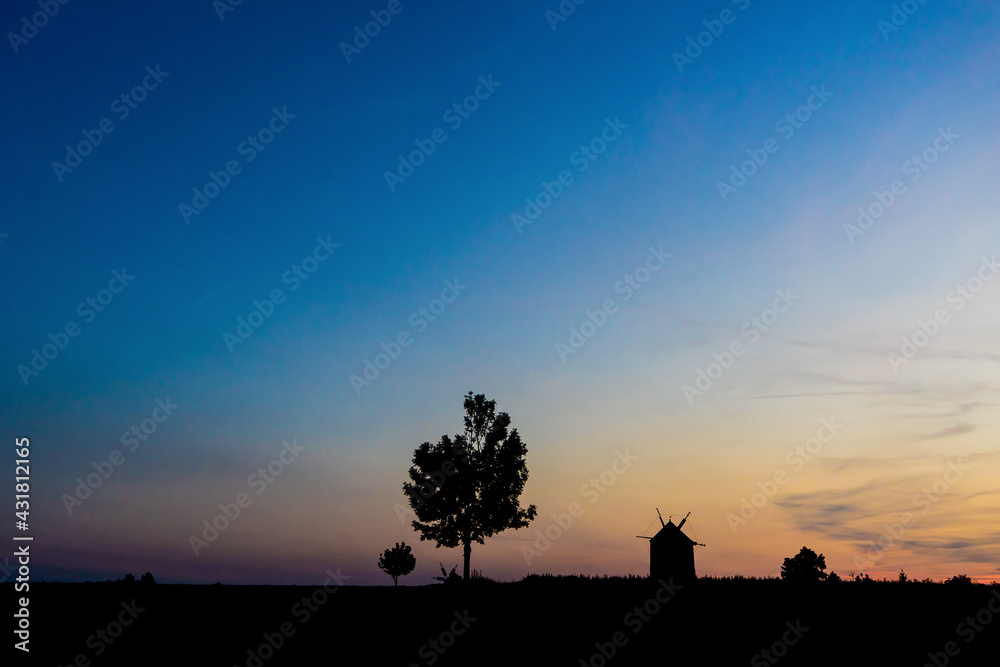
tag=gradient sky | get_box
[2,1,999,586]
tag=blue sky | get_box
[2,0,999,585]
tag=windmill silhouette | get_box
[637,509,705,584]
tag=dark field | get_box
[11,577,1000,666]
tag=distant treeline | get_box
[516,573,995,585]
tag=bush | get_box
[377,542,416,586]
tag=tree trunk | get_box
[463,540,471,581]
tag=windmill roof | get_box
[651,519,697,545]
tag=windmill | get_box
[636,509,705,584]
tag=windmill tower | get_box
[637,510,704,584]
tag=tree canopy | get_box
[402,392,537,581]
[781,546,828,583]
[377,542,416,586]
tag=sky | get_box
[2,0,999,586]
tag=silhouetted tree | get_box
[827,571,842,583]
[780,546,827,583]
[140,572,156,585]
[946,573,973,585]
[123,573,135,584]
[403,392,537,581]
[897,569,908,583]
[377,542,416,586]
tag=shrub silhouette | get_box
[780,546,827,583]
[378,542,416,586]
